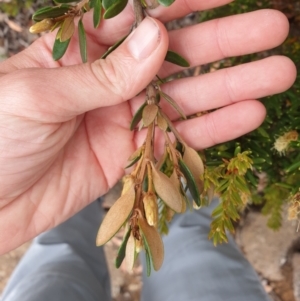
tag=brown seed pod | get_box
[96,181,135,246]
[150,162,182,213]
[143,192,158,227]
[142,104,158,127]
[137,210,164,271]
[183,145,204,194]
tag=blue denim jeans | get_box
[1,199,270,301]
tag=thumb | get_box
[1,17,169,120]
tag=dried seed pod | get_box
[137,210,164,271]
[142,104,158,127]
[183,145,204,193]
[157,113,168,131]
[29,18,55,34]
[125,232,136,270]
[96,181,135,246]
[165,206,175,222]
[143,193,158,227]
[121,175,135,196]
[150,162,182,213]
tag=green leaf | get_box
[101,34,128,59]
[160,91,186,119]
[103,0,128,19]
[165,50,190,67]
[52,32,71,61]
[157,0,175,6]
[78,19,87,63]
[178,159,201,206]
[130,102,147,130]
[102,0,116,9]
[115,228,131,268]
[92,0,102,28]
[32,5,70,22]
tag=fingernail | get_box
[127,17,161,60]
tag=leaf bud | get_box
[143,193,158,227]
[29,18,55,34]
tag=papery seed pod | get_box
[137,210,164,271]
[157,113,168,131]
[125,232,136,270]
[143,193,158,227]
[150,162,182,213]
[121,175,135,196]
[165,206,175,222]
[183,145,204,193]
[96,180,135,246]
[142,104,158,127]
[29,18,56,34]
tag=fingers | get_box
[159,9,290,77]
[134,100,266,150]
[173,100,267,149]
[0,18,169,121]
[130,56,297,120]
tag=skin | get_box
[0,0,296,254]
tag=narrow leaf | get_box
[32,5,70,22]
[103,0,128,19]
[96,183,135,246]
[160,91,186,119]
[60,17,75,42]
[78,19,87,63]
[157,0,175,6]
[52,32,71,61]
[130,102,147,130]
[142,104,158,127]
[91,0,102,28]
[138,211,164,271]
[151,162,183,213]
[179,158,201,206]
[115,228,131,268]
[101,34,128,59]
[165,50,190,67]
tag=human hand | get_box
[0,0,296,254]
